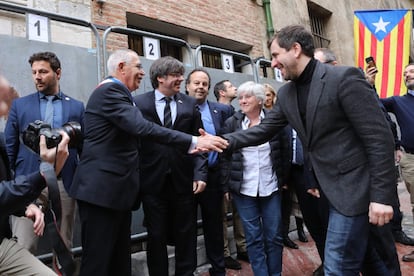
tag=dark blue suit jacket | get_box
[5,92,84,192]
[134,91,208,195]
[70,80,193,210]
[205,101,234,137]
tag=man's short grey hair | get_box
[107,49,137,75]
[315,48,337,64]
[237,81,265,107]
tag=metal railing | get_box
[102,26,195,76]
[0,1,102,82]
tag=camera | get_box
[21,120,82,154]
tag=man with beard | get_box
[5,51,84,255]
[378,63,414,262]
[221,25,398,275]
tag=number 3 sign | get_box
[27,13,50,43]
[221,54,234,73]
[143,37,160,60]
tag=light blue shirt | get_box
[39,91,63,128]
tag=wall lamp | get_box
[96,0,106,16]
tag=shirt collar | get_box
[242,109,265,125]
[39,91,62,100]
[155,89,176,102]
[196,100,208,110]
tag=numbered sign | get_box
[274,68,284,82]
[143,37,160,60]
[221,54,234,73]
[27,13,50,42]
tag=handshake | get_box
[193,128,229,153]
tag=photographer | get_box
[0,132,69,275]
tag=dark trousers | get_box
[290,164,329,261]
[77,200,132,276]
[142,177,196,276]
[362,224,401,276]
[196,168,225,276]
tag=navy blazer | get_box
[5,92,84,192]
[205,101,234,136]
[223,62,397,216]
[134,91,208,195]
[70,80,193,211]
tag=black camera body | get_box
[21,120,82,153]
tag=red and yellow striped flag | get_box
[354,10,412,98]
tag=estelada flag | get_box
[354,9,412,98]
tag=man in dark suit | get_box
[5,51,84,253]
[134,57,208,276]
[222,25,398,275]
[69,50,227,276]
[186,69,234,275]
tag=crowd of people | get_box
[0,23,413,276]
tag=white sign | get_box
[27,13,50,42]
[221,54,234,73]
[274,68,284,82]
[143,37,160,60]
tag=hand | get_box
[25,203,45,236]
[193,180,206,194]
[365,66,377,86]
[281,184,288,190]
[395,149,403,163]
[224,192,230,202]
[192,128,228,153]
[39,131,70,175]
[369,202,393,226]
[307,188,320,198]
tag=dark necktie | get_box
[163,97,172,128]
[45,95,54,127]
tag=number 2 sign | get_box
[143,37,160,60]
[27,13,50,43]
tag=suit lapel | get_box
[207,101,220,133]
[61,93,70,124]
[283,83,306,141]
[149,91,162,126]
[305,63,326,145]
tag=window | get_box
[307,1,332,48]
[201,50,244,73]
[127,31,182,61]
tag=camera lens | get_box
[61,121,82,147]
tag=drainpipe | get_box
[263,0,274,39]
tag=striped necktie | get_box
[163,97,172,128]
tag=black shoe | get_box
[393,230,414,245]
[297,228,308,243]
[237,251,250,263]
[224,256,241,270]
[313,264,324,276]
[283,236,299,249]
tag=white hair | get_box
[107,49,137,75]
[237,81,265,107]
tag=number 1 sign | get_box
[27,13,50,43]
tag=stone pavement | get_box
[193,182,414,276]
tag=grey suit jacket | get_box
[223,62,397,216]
